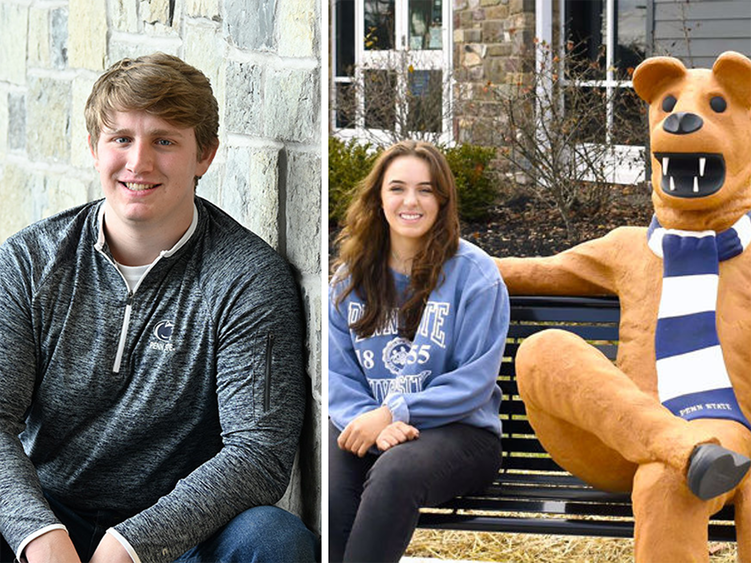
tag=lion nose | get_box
[663,112,704,135]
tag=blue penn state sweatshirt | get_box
[329,239,509,437]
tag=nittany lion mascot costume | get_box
[496,51,751,562]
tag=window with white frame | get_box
[561,0,647,183]
[333,0,356,129]
[331,0,452,144]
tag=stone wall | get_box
[452,0,535,145]
[0,0,321,535]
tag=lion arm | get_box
[494,226,643,296]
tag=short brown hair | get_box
[85,53,219,158]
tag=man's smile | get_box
[120,181,160,191]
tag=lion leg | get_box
[633,416,751,563]
[734,479,751,563]
[516,329,720,478]
[737,478,751,563]
[522,405,636,491]
[632,460,720,563]
[720,421,751,563]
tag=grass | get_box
[405,529,738,562]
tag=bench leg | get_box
[516,328,720,481]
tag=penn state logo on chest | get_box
[149,319,175,352]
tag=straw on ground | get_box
[406,529,738,562]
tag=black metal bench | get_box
[417,295,736,541]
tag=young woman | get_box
[329,140,509,562]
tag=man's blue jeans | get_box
[0,492,316,562]
[173,505,316,563]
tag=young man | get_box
[0,54,315,563]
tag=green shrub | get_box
[328,137,382,224]
[328,137,498,224]
[444,144,499,222]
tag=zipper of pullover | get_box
[96,248,159,375]
[113,294,133,374]
[263,333,274,411]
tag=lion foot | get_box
[687,443,751,500]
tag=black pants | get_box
[328,420,502,563]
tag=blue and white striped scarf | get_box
[647,212,751,430]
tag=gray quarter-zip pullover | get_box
[0,197,306,562]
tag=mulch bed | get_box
[460,189,654,259]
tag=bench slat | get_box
[501,437,549,454]
[418,513,638,538]
[508,325,619,340]
[437,497,635,518]
[417,513,737,541]
[501,421,536,435]
[501,456,564,471]
[496,472,587,486]
[497,400,528,416]
[460,484,631,502]
[443,493,735,525]
[510,295,620,311]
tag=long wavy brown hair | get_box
[333,140,460,340]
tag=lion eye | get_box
[662,95,677,112]
[710,96,727,113]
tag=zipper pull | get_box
[263,333,274,412]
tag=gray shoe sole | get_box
[687,444,751,501]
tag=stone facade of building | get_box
[452,0,535,145]
[0,0,321,535]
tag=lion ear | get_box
[713,51,751,109]
[632,56,686,104]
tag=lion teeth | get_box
[693,177,699,193]
[699,157,706,177]
[662,157,669,174]
[670,176,676,191]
